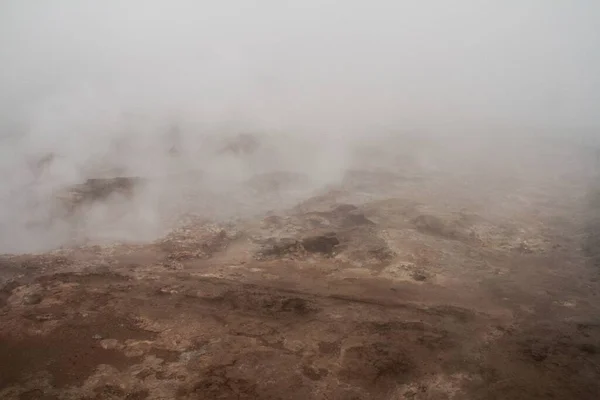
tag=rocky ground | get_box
[1,135,600,399]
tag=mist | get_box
[1,1,599,253]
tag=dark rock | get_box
[280,297,313,315]
[59,176,145,214]
[80,177,143,200]
[578,343,599,354]
[525,342,549,362]
[411,272,427,282]
[301,233,340,254]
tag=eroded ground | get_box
[1,136,600,399]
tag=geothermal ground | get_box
[1,135,599,399]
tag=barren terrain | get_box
[1,135,599,399]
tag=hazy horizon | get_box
[1,1,599,253]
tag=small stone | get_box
[93,334,103,340]
[100,339,120,350]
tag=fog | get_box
[1,1,599,253]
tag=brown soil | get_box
[1,138,600,399]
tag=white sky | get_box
[1,1,599,133]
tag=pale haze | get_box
[0,1,599,252]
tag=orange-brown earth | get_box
[1,136,599,399]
